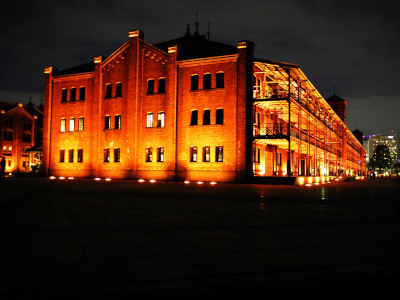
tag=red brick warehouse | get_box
[43,28,366,183]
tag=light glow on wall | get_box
[94,177,101,181]
[50,176,56,180]
[184,180,190,184]
[138,179,145,183]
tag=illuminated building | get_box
[364,134,398,163]
[43,28,366,182]
[0,100,43,173]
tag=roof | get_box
[326,94,347,103]
[155,34,238,60]
[55,62,95,76]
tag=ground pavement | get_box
[0,177,399,299]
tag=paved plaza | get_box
[0,177,399,299]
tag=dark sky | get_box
[1,0,399,135]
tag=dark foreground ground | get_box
[0,177,399,299]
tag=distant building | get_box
[43,28,366,182]
[364,134,398,163]
[0,100,43,173]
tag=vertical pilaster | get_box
[43,66,54,176]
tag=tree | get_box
[369,145,392,174]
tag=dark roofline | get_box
[254,58,299,69]
[55,62,95,76]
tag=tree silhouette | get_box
[369,145,392,174]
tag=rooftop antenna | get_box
[185,24,191,37]
[194,12,200,37]
[207,22,210,40]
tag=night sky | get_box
[1,0,399,135]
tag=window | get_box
[114,148,120,162]
[77,149,83,162]
[69,118,75,131]
[3,131,13,141]
[104,148,110,162]
[190,146,198,162]
[61,118,66,132]
[147,79,154,94]
[105,84,112,99]
[22,133,31,142]
[157,147,164,162]
[146,113,153,128]
[105,115,111,129]
[216,72,224,88]
[191,75,198,90]
[68,149,74,162]
[203,73,211,89]
[78,117,84,131]
[115,82,122,97]
[158,78,166,93]
[216,146,223,162]
[146,147,153,162]
[60,149,65,162]
[216,108,224,124]
[115,115,121,129]
[61,88,67,102]
[5,120,13,128]
[190,110,198,125]
[157,112,165,127]
[203,146,210,162]
[203,109,210,125]
[257,148,261,163]
[70,88,76,101]
[79,86,86,100]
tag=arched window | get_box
[216,72,224,88]
[147,79,154,94]
[158,78,166,93]
[191,75,198,90]
[203,73,211,89]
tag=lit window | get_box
[8,146,12,152]
[158,78,166,93]
[146,147,153,162]
[70,88,76,101]
[157,147,164,162]
[104,148,110,162]
[79,86,86,100]
[203,109,210,125]
[114,148,120,162]
[78,117,84,131]
[115,115,121,129]
[216,72,224,88]
[115,82,122,97]
[69,118,75,131]
[190,146,197,162]
[191,75,198,90]
[61,118,66,132]
[216,108,224,124]
[203,73,211,89]
[105,115,111,129]
[190,110,198,125]
[203,146,210,162]
[157,112,165,127]
[60,149,65,162]
[68,149,74,162]
[61,88,67,102]
[105,84,112,99]
[216,146,223,162]
[146,113,153,128]
[147,79,154,94]
[77,149,83,162]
